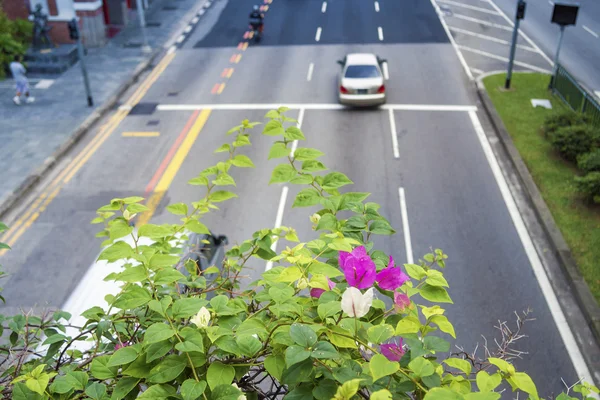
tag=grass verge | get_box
[483,72,600,304]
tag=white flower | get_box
[341,287,374,318]
[231,383,247,400]
[191,307,210,328]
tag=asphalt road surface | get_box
[0,0,597,396]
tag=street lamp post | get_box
[68,18,93,107]
[136,0,152,53]
[505,0,526,89]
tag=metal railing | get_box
[551,64,600,127]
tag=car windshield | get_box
[344,65,380,78]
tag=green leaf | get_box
[318,302,341,320]
[112,377,140,400]
[91,355,118,380]
[65,372,88,391]
[12,383,42,400]
[371,389,393,400]
[281,359,313,385]
[369,354,399,382]
[186,220,211,234]
[236,334,262,357]
[476,371,501,392]
[444,358,472,376]
[98,241,134,262]
[285,385,314,400]
[122,354,153,378]
[214,143,231,153]
[269,285,295,303]
[430,315,456,338]
[275,267,303,283]
[166,203,188,216]
[85,382,107,399]
[465,393,501,400]
[302,160,327,172]
[181,379,207,400]
[210,191,238,202]
[110,219,134,240]
[147,355,187,384]
[423,388,464,400]
[369,220,395,235]
[264,355,285,381]
[176,329,204,353]
[108,346,139,366]
[396,316,421,335]
[313,379,337,400]
[268,142,291,159]
[270,164,296,184]
[149,254,181,269]
[293,148,324,161]
[146,340,173,363]
[263,119,285,136]
[112,285,152,309]
[42,333,67,345]
[308,261,344,278]
[311,341,339,359]
[333,379,362,400]
[285,345,312,367]
[512,372,538,398]
[419,284,453,304]
[211,384,243,400]
[424,336,450,353]
[408,357,435,378]
[290,323,318,347]
[284,126,305,140]
[138,224,173,239]
[213,173,236,187]
[231,155,254,168]
[116,266,147,283]
[426,270,449,287]
[292,188,321,207]
[49,376,73,394]
[207,362,235,390]
[487,357,510,373]
[367,325,394,344]
[322,172,353,190]
[138,384,177,399]
[173,298,204,319]
[144,323,175,344]
[404,264,427,280]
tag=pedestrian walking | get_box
[9,55,35,105]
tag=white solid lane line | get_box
[457,45,552,73]
[378,27,384,41]
[398,188,414,264]
[382,62,389,80]
[437,0,500,15]
[388,109,399,159]
[374,1,380,12]
[157,103,478,111]
[471,67,484,75]
[448,26,538,52]
[315,27,322,42]
[468,110,594,390]
[307,63,314,82]
[291,108,305,157]
[429,0,474,80]
[583,25,599,38]
[266,186,289,271]
[452,14,513,31]
[322,1,327,13]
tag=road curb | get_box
[473,77,600,346]
[0,49,162,221]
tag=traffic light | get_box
[68,18,79,40]
[516,0,526,20]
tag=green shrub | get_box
[578,149,600,173]
[0,9,32,79]
[575,171,600,203]
[547,124,596,162]
[543,110,592,137]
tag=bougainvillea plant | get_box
[0,108,598,400]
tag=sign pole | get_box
[505,0,526,89]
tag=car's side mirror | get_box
[378,57,387,64]
[337,60,344,66]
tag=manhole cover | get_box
[147,120,160,126]
[129,102,158,115]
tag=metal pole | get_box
[505,16,520,89]
[549,25,565,89]
[73,19,93,107]
[136,0,152,54]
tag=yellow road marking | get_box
[122,131,160,137]
[0,52,177,253]
[217,83,226,94]
[226,68,234,78]
[137,109,211,226]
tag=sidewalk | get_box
[0,0,208,215]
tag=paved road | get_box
[491,0,600,94]
[0,0,596,396]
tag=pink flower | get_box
[376,256,410,291]
[115,342,129,350]
[339,246,377,289]
[394,292,411,312]
[380,338,405,361]
[310,278,336,298]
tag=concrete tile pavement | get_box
[0,0,209,211]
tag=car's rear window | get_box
[344,65,380,78]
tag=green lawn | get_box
[483,72,600,304]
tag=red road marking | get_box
[144,111,200,195]
[211,83,220,94]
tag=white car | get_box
[337,53,387,107]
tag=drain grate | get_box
[146,22,161,27]
[147,120,160,126]
[129,102,158,115]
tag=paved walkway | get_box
[0,0,205,208]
